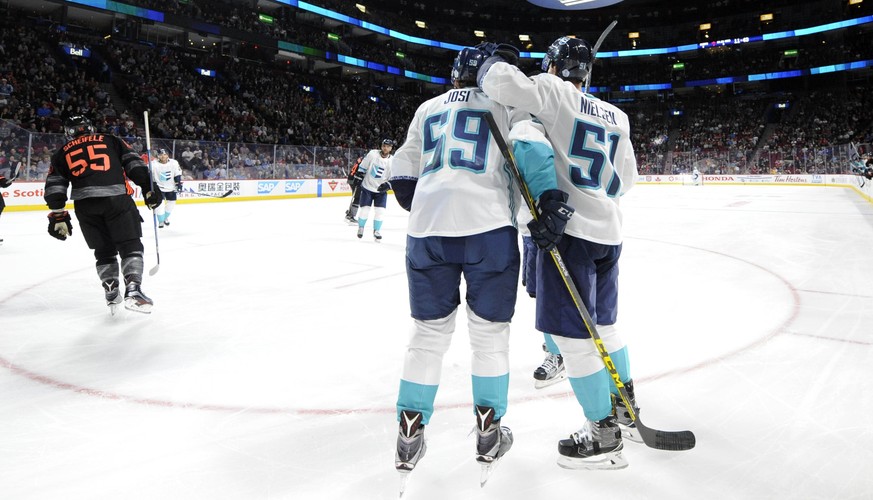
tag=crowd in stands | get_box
[1,3,871,182]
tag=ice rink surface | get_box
[1,184,872,499]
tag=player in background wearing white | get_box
[389,46,553,486]
[478,37,641,469]
[691,166,701,186]
[150,149,182,228]
[355,139,394,241]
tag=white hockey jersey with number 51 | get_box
[481,62,638,245]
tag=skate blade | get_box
[478,459,501,487]
[397,470,411,498]
[619,424,644,444]
[533,371,567,389]
[556,450,628,470]
[109,303,119,316]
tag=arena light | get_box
[628,32,639,39]
[258,13,275,24]
[784,49,798,56]
[699,23,711,31]
[519,34,531,41]
[849,0,862,5]
[327,33,340,41]
[415,20,426,28]
[474,30,486,38]
[355,3,366,13]
[395,51,405,59]
[672,62,685,70]
[760,13,774,22]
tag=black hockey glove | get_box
[475,42,520,66]
[175,181,183,193]
[144,190,163,210]
[0,177,12,188]
[378,182,391,193]
[47,210,73,241]
[527,190,574,251]
[866,167,873,180]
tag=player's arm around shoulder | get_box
[478,61,553,119]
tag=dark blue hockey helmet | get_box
[541,37,593,82]
[451,47,486,86]
[64,115,95,140]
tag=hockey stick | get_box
[143,111,160,276]
[483,111,695,451]
[585,20,617,93]
[9,161,22,181]
[185,189,233,199]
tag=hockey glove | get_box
[175,181,183,193]
[144,190,163,210]
[475,42,520,66]
[47,210,73,241]
[378,182,391,193]
[0,177,12,188]
[527,190,574,251]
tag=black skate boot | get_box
[396,410,427,473]
[533,343,566,389]
[475,405,513,486]
[396,410,427,496]
[612,379,643,443]
[103,279,123,315]
[374,230,382,242]
[557,416,627,470]
[123,275,153,314]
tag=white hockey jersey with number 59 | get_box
[391,87,526,237]
[482,62,638,245]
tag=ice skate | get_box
[396,410,426,497]
[374,230,382,242]
[533,343,566,389]
[357,227,364,239]
[158,222,165,228]
[345,212,357,225]
[557,416,627,470]
[102,279,123,315]
[612,380,643,443]
[123,276,153,313]
[474,405,513,487]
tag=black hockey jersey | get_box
[45,134,152,210]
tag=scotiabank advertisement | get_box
[2,179,354,210]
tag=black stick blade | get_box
[639,423,696,451]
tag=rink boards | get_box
[2,174,871,211]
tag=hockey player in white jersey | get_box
[478,37,642,469]
[150,149,182,228]
[355,139,394,241]
[390,46,553,491]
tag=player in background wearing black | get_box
[345,156,364,224]
[44,115,163,314]
[0,172,13,245]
